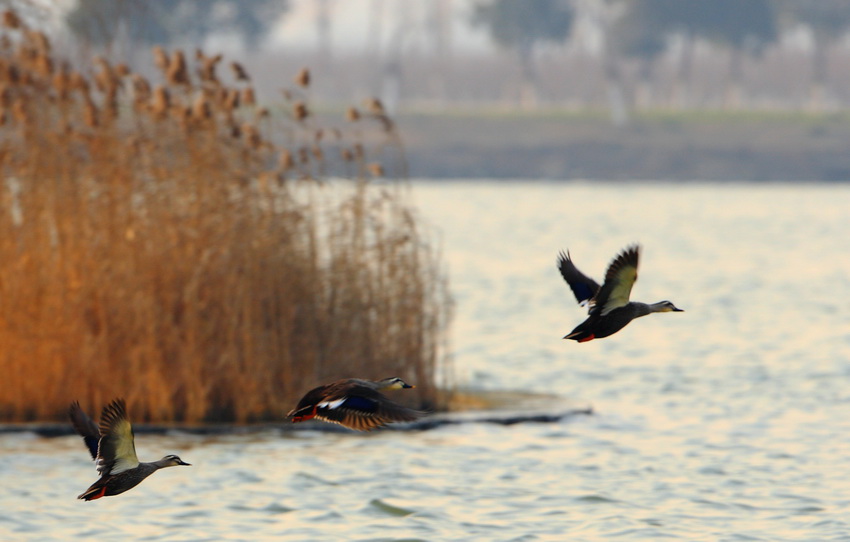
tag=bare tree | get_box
[472,0,574,107]
[775,0,850,110]
[65,0,289,53]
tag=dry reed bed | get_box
[0,11,451,422]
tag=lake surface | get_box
[2,181,850,541]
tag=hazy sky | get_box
[269,0,494,53]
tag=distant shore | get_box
[390,109,850,181]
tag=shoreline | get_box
[0,407,594,436]
[0,389,593,433]
[390,109,850,181]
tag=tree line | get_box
[58,0,850,113]
[473,0,850,113]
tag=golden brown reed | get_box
[294,67,310,88]
[0,15,451,423]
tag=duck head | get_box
[652,301,683,313]
[377,377,415,390]
[157,454,191,468]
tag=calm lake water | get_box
[2,181,850,541]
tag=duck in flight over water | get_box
[287,377,423,431]
[557,244,683,343]
[69,398,190,500]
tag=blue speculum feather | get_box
[84,436,99,459]
[341,396,378,413]
[573,283,595,304]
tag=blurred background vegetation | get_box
[48,0,850,113]
[65,0,286,51]
[0,5,451,423]
[33,0,850,180]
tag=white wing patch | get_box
[100,417,140,475]
[600,266,638,316]
[99,455,140,475]
[318,397,347,410]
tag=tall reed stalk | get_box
[0,11,451,422]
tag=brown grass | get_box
[0,12,452,423]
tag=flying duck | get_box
[69,398,190,501]
[557,244,683,342]
[287,377,423,431]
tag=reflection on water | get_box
[2,181,849,541]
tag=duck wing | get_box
[314,388,422,431]
[591,245,640,317]
[287,382,335,419]
[95,398,140,476]
[68,401,100,461]
[557,251,601,308]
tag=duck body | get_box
[558,245,682,343]
[77,461,162,500]
[288,377,423,431]
[564,302,655,342]
[69,399,190,501]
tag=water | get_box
[2,181,850,541]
